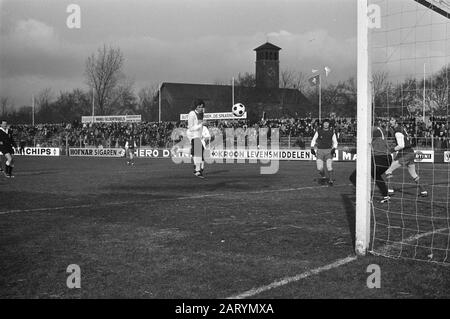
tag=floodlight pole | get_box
[159,83,162,123]
[318,74,322,122]
[356,0,372,256]
[423,63,426,122]
[232,77,235,107]
[32,94,35,126]
[92,87,95,124]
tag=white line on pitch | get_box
[0,184,350,215]
[226,256,358,299]
[0,194,223,215]
[226,227,449,299]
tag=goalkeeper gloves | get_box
[331,148,336,156]
[310,148,316,156]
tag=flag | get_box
[324,66,331,77]
[309,74,320,86]
[312,68,318,73]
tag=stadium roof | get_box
[159,82,312,121]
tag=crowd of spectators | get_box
[6,115,449,151]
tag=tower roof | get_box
[253,42,282,51]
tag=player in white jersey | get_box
[187,99,206,178]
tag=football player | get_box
[384,117,427,197]
[0,120,16,178]
[310,119,338,186]
[125,132,137,166]
[187,99,206,178]
[349,121,393,203]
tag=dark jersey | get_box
[0,128,16,152]
[125,137,137,149]
[315,128,336,149]
[372,126,390,156]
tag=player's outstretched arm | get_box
[331,132,338,155]
[392,132,405,152]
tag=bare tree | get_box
[425,65,449,115]
[85,44,125,115]
[35,88,54,122]
[108,79,138,115]
[372,71,389,96]
[280,69,308,91]
[280,69,295,88]
[138,85,159,120]
[293,71,308,91]
[36,88,53,109]
[235,72,256,87]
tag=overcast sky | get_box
[0,0,448,108]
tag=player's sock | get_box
[329,170,335,181]
[8,166,14,177]
[317,172,325,185]
[200,161,205,173]
[193,157,202,175]
[413,176,427,196]
[4,164,10,176]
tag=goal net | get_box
[361,0,450,265]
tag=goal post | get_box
[356,0,373,256]
[357,0,450,264]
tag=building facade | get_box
[155,42,312,122]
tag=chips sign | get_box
[69,148,125,157]
[1,147,60,156]
[81,115,141,123]
[179,112,247,121]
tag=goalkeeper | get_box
[310,119,338,186]
[349,122,393,203]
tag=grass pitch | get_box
[0,157,449,298]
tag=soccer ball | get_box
[232,103,246,117]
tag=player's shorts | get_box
[394,149,415,166]
[191,138,204,160]
[0,146,14,155]
[316,148,333,162]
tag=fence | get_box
[13,129,450,152]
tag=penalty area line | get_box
[0,194,224,215]
[226,255,358,299]
[0,184,350,215]
[229,228,450,299]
